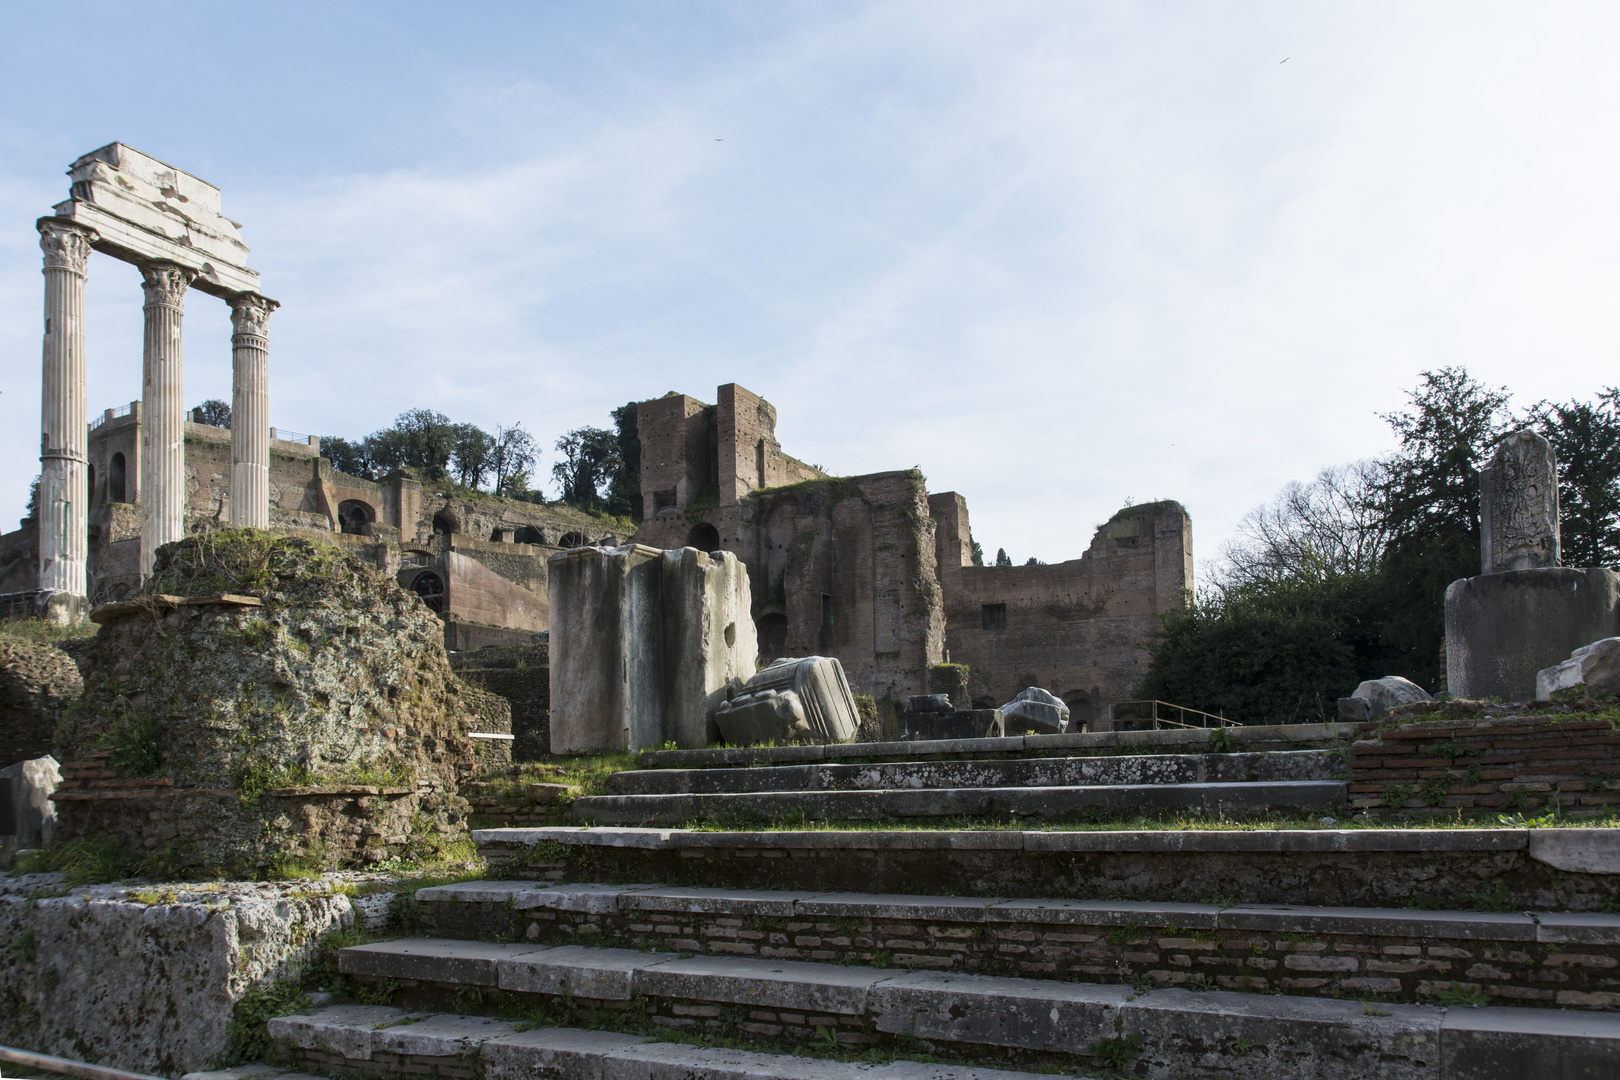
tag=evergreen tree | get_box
[1526,388,1620,568]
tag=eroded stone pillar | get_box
[140,263,197,576]
[228,293,277,529]
[38,220,96,612]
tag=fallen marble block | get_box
[1336,675,1433,722]
[1537,637,1620,700]
[905,694,953,714]
[714,656,859,746]
[1001,686,1069,735]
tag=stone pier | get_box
[36,220,96,614]
[228,294,277,529]
[139,264,196,575]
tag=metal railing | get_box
[1108,699,1241,730]
[88,403,133,432]
[0,1044,165,1080]
[270,427,315,444]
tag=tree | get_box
[392,408,456,478]
[451,423,496,490]
[1216,461,1388,590]
[994,548,1012,566]
[552,426,621,510]
[490,424,537,498]
[194,399,231,428]
[604,402,642,520]
[1375,367,1513,688]
[320,436,366,477]
[970,535,985,566]
[21,475,39,527]
[1525,388,1620,568]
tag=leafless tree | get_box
[1213,460,1389,591]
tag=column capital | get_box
[228,292,280,337]
[141,262,197,308]
[38,219,96,275]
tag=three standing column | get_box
[37,220,96,610]
[139,263,197,577]
[228,293,277,529]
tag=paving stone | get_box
[1536,911,1620,945]
[339,938,551,985]
[869,971,1128,1052]
[988,898,1221,929]
[793,892,1003,922]
[497,945,674,1000]
[512,883,654,913]
[481,1026,653,1080]
[633,955,894,1015]
[620,886,813,916]
[1440,1004,1620,1080]
[1527,829,1620,874]
[267,1006,403,1060]
[1120,988,1444,1080]
[414,880,538,904]
[1219,905,1538,941]
[372,1014,518,1057]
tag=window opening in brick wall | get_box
[982,603,1007,630]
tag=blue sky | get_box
[3,2,1619,576]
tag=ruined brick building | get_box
[630,384,1193,726]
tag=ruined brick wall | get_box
[636,393,715,542]
[715,383,824,506]
[1349,709,1620,813]
[453,643,551,762]
[933,499,1193,726]
[732,471,945,701]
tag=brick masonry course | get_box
[1349,713,1620,813]
[474,826,1620,910]
[413,883,1620,1011]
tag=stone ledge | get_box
[89,592,262,623]
[416,880,1620,943]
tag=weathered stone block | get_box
[0,754,58,851]
[714,657,859,746]
[1481,430,1561,575]
[898,709,1004,741]
[1337,676,1433,722]
[548,545,756,752]
[1000,688,1068,735]
[1446,568,1620,701]
[1537,636,1620,701]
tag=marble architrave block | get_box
[547,545,663,755]
[1480,430,1560,575]
[548,545,757,754]
[660,547,757,748]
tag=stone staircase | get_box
[243,878,1620,1080]
[229,727,1620,1080]
[572,744,1349,825]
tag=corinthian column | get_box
[38,219,97,611]
[140,263,197,576]
[228,293,278,529]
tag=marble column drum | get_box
[139,263,196,576]
[37,220,96,602]
[228,294,277,529]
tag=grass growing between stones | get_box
[0,617,97,646]
[476,753,639,803]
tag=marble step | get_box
[472,825,1619,908]
[606,749,1341,796]
[410,880,1620,1009]
[636,720,1371,770]
[213,1029,1059,1080]
[312,943,1620,1079]
[569,779,1347,824]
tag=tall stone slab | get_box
[547,545,663,754]
[548,545,757,753]
[1480,430,1560,574]
[1446,429,1620,699]
[661,547,757,747]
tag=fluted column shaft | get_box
[38,221,96,604]
[140,263,196,576]
[228,294,277,529]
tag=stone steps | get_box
[634,720,1371,770]
[605,749,1342,795]
[305,938,1620,1079]
[569,779,1346,824]
[412,880,1620,1010]
[219,1025,1064,1080]
[473,825,1620,909]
